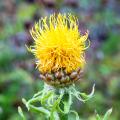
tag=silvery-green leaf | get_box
[33,90,43,98]
[50,111,60,120]
[69,110,80,120]
[29,105,50,117]
[18,106,26,120]
[58,93,72,114]
[103,108,112,120]
[79,84,95,101]
[41,91,54,106]
[96,114,101,120]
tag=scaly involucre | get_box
[30,13,89,73]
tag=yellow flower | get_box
[30,13,89,73]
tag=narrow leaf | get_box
[18,106,26,120]
[29,105,50,117]
[69,110,80,120]
[96,114,101,120]
[103,108,112,120]
[79,84,95,101]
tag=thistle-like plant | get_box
[18,13,112,120]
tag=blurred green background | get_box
[0,0,120,120]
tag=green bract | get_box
[19,84,95,120]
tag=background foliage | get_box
[0,0,120,119]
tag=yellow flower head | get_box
[30,13,89,73]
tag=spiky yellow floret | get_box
[30,13,89,73]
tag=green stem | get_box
[60,114,68,120]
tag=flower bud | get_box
[70,72,78,79]
[55,71,64,79]
[39,74,46,80]
[45,74,54,81]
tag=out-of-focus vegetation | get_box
[0,0,120,120]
